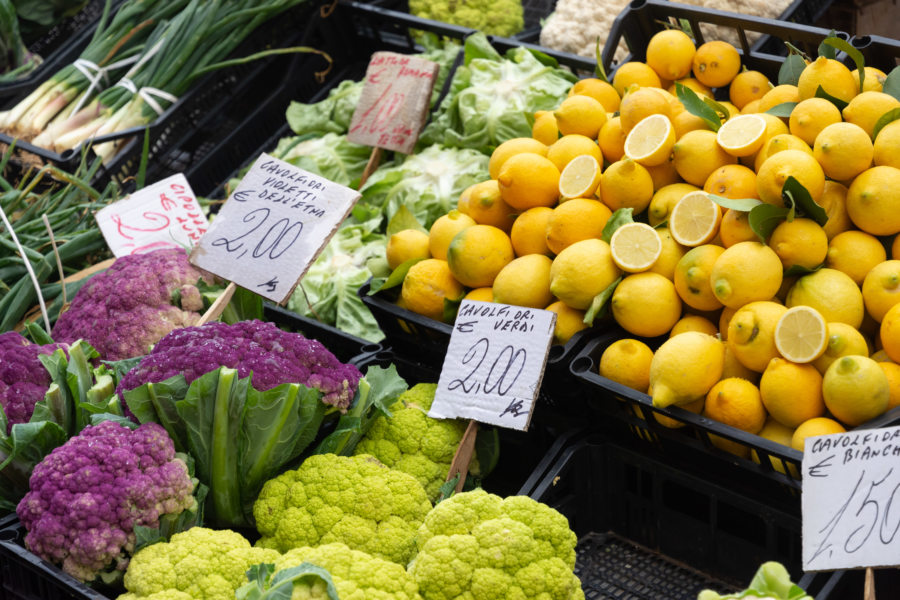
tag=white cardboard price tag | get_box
[95,174,208,257]
[189,153,360,303]
[802,425,900,571]
[430,300,557,431]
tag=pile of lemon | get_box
[386,28,900,459]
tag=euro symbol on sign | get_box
[233,190,253,202]
[257,277,279,293]
[455,321,477,333]
[808,455,834,478]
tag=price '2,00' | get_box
[211,207,303,260]
[447,337,526,396]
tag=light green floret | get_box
[253,454,432,565]
[118,528,280,600]
[353,383,484,500]
[409,0,524,37]
[408,489,584,600]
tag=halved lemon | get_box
[774,305,829,363]
[668,190,722,247]
[716,113,767,157]
[623,114,676,167]
[610,222,663,272]
[558,154,602,200]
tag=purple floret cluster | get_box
[0,332,66,434]
[117,320,363,411]
[16,421,195,583]
[51,248,214,361]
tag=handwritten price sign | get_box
[347,51,439,154]
[189,154,360,303]
[803,425,900,571]
[430,300,557,431]
[95,174,208,257]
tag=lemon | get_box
[774,305,828,364]
[531,111,559,146]
[752,417,798,475]
[729,70,772,109]
[648,183,700,226]
[692,40,740,88]
[465,180,518,233]
[703,164,758,200]
[386,229,431,270]
[649,332,725,408]
[569,78,621,112]
[719,306,738,340]
[728,301,788,372]
[598,158,654,213]
[874,120,900,169]
[797,56,858,103]
[546,134,603,172]
[668,191,722,247]
[624,114,676,167]
[674,244,725,311]
[599,338,654,392]
[842,91,900,139]
[716,114,767,157]
[488,138,549,180]
[652,397,705,429]
[704,377,767,434]
[457,183,476,214]
[612,62,662,97]
[510,206,553,257]
[429,210,476,260]
[669,78,712,99]
[558,154,602,200]
[611,272,683,338]
[555,94,608,139]
[464,287,494,302]
[871,349,894,363]
[740,99,762,114]
[670,314,718,338]
[648,227,687,281]
[756,149,825,207]
[545,198,612,255]
[610,222,663,273]
[718,209,756,248]
[492,254,554,309]
[826,230,887,285]
[788,97,842,146]
[549,238,622,310]
[819,181,853,240]
[880,362,900,409]
[672,109,711,138]
[768,218,828,271]
[786,268,864,329]
[497,153,561,211]
[619,87,673,134]
[813,122,874,182]
[446,225,515,288]
[812,322,870,375]
[401,259,465,322]
[645,158,681,191]
[646,29,696,81]
[883,303,900,362]
[852,66,888,93]
[846,165,900,236]
[545,300,588,345]
[758,84,801,113]
[895,234,900,260]
[721,343,759,382]
[598,116,627,163]
[672,129,737,187]
[760,357,825,428]
[753,134,813,173]
[710,241,783,308]
[824,355,891,426]
[791,417,846,452]
[862,260,900,322]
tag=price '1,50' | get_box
[447,337,527,397]
[211,207,303,260]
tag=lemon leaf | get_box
[765,102,798,117]
[594,37,609,83]
[778,53,807,86]
[676,83,721,132]
[386,205,428,236]
[367,258,425,295]
[442,296,462,323]
[784,263,824,276]
[708,195,763,212]
[600,207,634,243]
[584,276,622,326]
[818,31,838,59]
[814,85,848,111]
[872,107,900,140]
[702,96,731,121]
[883,66,900,102]
[782,175,828,225]
[820,37,866,92]
[749,203,789,242]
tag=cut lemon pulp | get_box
[716,113,767,157]
[668,190,722,246]
[558,154,602,199]
[610,222,663,272]
[624,114,676,166]
[774,305,829,363]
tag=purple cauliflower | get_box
[51,248,215,361]
[117,320,362,410]
[16,421,198,583]
[0,332,66,433]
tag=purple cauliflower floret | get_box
[117,320,362,411]
[16,421,197,583]
[0,332,67,434]
[51,248,215,361]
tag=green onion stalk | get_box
[0,0,41,83]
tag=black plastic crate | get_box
[263,302,381,365]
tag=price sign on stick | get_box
[431,300,557,431]
[189,153,360,304]
[95,174,208,257]
[802,425,900,572]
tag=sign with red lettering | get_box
[95,174,208,257]
[347,51,440,154]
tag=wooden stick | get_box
[358,146,383,188]
[197,281,236,326]
[445,420,479,494]
[63,258,115,283]
[865,567,875,600]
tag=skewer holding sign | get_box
[347,52,441,187]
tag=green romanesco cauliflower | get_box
[270,542,423,599]
[409,0,523,37]
[253,454,432,565]
[353,383,483,500]
[118,528,280,600]
[408,489,584,600]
